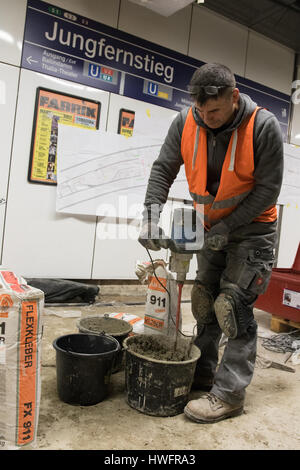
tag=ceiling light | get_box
[128,0,196,16]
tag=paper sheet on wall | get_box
[56,128,300,218]
[56,125,190,218]
[277,143,300,206]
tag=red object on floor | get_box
[292,243,300,273]
[255,243,300,322]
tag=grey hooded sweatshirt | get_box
[143,93,284,233]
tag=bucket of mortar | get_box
[53,333,120,406]
[77,315,133,373]
[123,334,201,417]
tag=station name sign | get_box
[44,20,175,85]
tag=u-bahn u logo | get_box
[147,82,158,96]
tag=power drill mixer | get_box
[158,207,204,337]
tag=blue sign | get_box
[22,0,291,140]
[85,63,118,84]
[147,82,158,96]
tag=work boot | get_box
[191,376,214,392]
[184,393,244,423]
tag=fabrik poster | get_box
[28,87,100,184]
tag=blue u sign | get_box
[147,82,158,96]
[88,64,101,78]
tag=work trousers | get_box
[193,221,278,405]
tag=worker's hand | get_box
[138,222,168,251]
[204,221,229,251]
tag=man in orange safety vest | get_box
[139,63,283,423]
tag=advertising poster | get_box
[28,87,100,184]
[118,109,135,137]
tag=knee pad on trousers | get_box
[214,289,255,339]
[191,282,215,324]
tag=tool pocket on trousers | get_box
[246,250,274,295]
[225,250,274,294]
[246,264,272,294]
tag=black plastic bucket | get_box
[123,334,201,417]
[77,315,133,373]
[53,333,120,406]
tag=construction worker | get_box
[138,63,283,423]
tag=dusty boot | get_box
[184,393,244,423]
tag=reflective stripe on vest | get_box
[181,107,277,227]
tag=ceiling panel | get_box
[198,0,300,53]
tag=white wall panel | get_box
[2,69,110,278]
[0,0,27,66]
[277,205,300,268]
[41,0,121,28]
[105,94,179,136]
[118,0,191,55]
[290,103,300,146]
[189,7,248,77]
[0,63,20,262]
[93,220,153,280]
[245,31,294,95]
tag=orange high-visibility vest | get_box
[181,107,277,228]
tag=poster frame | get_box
[117,108,135,137]
[28,86,101,185]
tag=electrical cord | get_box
[262,329,300,354]
[146,247,197,339]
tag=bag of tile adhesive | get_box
[0,270,44,449]
[135,260,181,336]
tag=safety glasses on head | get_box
[188,85,231,95]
